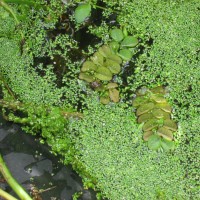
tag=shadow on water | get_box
[0,115,96,200]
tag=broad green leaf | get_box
[109,41,120,53]
[105,59,121,74]
[79,72,95,82]
[106,82,118,89]
[132,96,149,107]
[143,131,153,141]
[98,45,112,57]
[74,4,91,24]
[150,86,165,94]
[118,49,133,61]
[163,119,178,131]
[161,139,175,151]
[152,108,170,119]
[142,119,159,131]
[95,66,113,81]
[81,61,97,72]
[138,113,153,123]
[91,52,104,66]
[136,102,155,116]
[100,96,110,104]
[108,54,122,64]
[151,94,167,103]
[110,28,124,42]
[121,36,138,47]
[109,88,119,103]
[157,127,173,141]
[148,135,161,150]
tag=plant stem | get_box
[0,188,18,200]
[0,154,33,200]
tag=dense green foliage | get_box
[0,0,199,199]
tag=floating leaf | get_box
[148,135,161,150]
[81,61,97,72]
[136,87,148,96]
[118,49,133,61]
[136,102,155,116]
[150,86,165,94]
[155,103,172,113]
[109,88,119,103]
[143,131,154,141]
[132,96,149,107]
[109,41,120,53]
[105,59,121,74]
[100,96,110,104]
[143,119,159,131]
[74,4,91,24]
[163,119,178,131]
[121,36,138,47]
[152,108,171,119]
[79,72,95,82]
[151,94,167,103]
[110,28,124,42]
[98,45,112,57]
[106,82,118,89]
[91,52,104,66]
[161,139,175,151]
[157,127,173,141]
[95,66,112,81]
[108,54,122,64]
[138,113,153,123]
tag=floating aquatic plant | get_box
[79,28,138,104]
[133,86,178,151]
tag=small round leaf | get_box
[110,28,124,42]
[121,36,138,47]
[75,4,91,24]
[148,135,161,150]
[118,49,133,61]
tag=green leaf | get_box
[157,127,173,141]
[98,45,112,57]
[148,135,161,150]
[105,59,121,74]
[121,36,138,47]
[91,52,104,66]
[110,28,124,42]
[74,4,91,24]
[79,72,95,82]
[81,61,97,72]
[109,88,119,103]
[118,49,133,61]
[109,41,120,53]
[95,66,113,81]
[161,139,175,151]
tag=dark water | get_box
[0,116,96,200]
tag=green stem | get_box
[0,154,33,200]
[0,188,18,200]
[0,0,20,25]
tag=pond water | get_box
[0,115,96,200]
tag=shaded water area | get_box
[0,115,96,200]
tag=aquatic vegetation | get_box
[133,86,178,151]
[0,0,199,199]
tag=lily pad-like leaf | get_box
[105,59,121,74]
[118,49,133,61]
[106,82,118,89]
[155,103,172,113]
[110,28,124,42]
[143,119,159,131]
[148,134,161,150]
[157,127,173,141]
[95,66,113,81]
[163,119,178,131]
[136,102,155,116]
[150,86,165,94]
[109,41,120,53]
[109,88,119,103]
[138,113,154,123]
[136,87,148,96]
[81,61,97,72]
[74,4,91,24]
[121,36,138,47]
[161,139,175,151]
[108,54,122,64]
[151,94,167,103]
[91,52,104,66]
[100,96,110,104]
[98,45,112,58]
[132,96,149,107]
[143,131,153,141]
[79,72,95,82]
[152,108,171,119]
